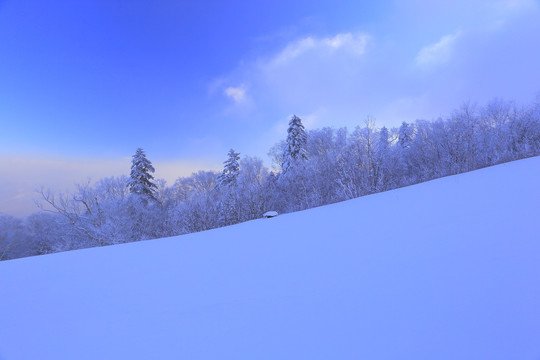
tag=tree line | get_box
[1,98,540,260]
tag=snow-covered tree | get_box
[215,149,241,226]
[16,96,540,260]
[0,214,26,260]
[127,148,157,201]
[378,126,390,152]
[303,127,343,207]
[282,114,308,173]
[236,156,269,221]
[217,149,240,188]
[398,121,414,149]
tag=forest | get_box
[1,98,540,261]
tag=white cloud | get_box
[253,32,373,110]
[213,10,540,161]
[322,33,369,55]
[224,85,247,103]
[416,31,462,66]
[216,32,370,117]
[271,32,370,65]
[272,37,316,65]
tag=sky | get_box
[1,0,540,216]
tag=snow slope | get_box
[1,157,540,360]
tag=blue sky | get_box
[1,0,540,216]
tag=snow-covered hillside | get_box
[1,157,539,360]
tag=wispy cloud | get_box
[210,4,540,163]
[216,32,371,124]
[270,32,370,65]
[416,31,462,66]
[224,85,247,103]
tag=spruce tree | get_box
[127,148,157,201]
[217,149,240,188]
[282,114,308,173]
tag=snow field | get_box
[1,157,539,359]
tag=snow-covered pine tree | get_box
[217,149,240,188]
[127,148,157,201]
[282,114,308,173]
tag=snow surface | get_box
[1,157,540,360]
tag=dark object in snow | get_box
[263,211,278,218]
